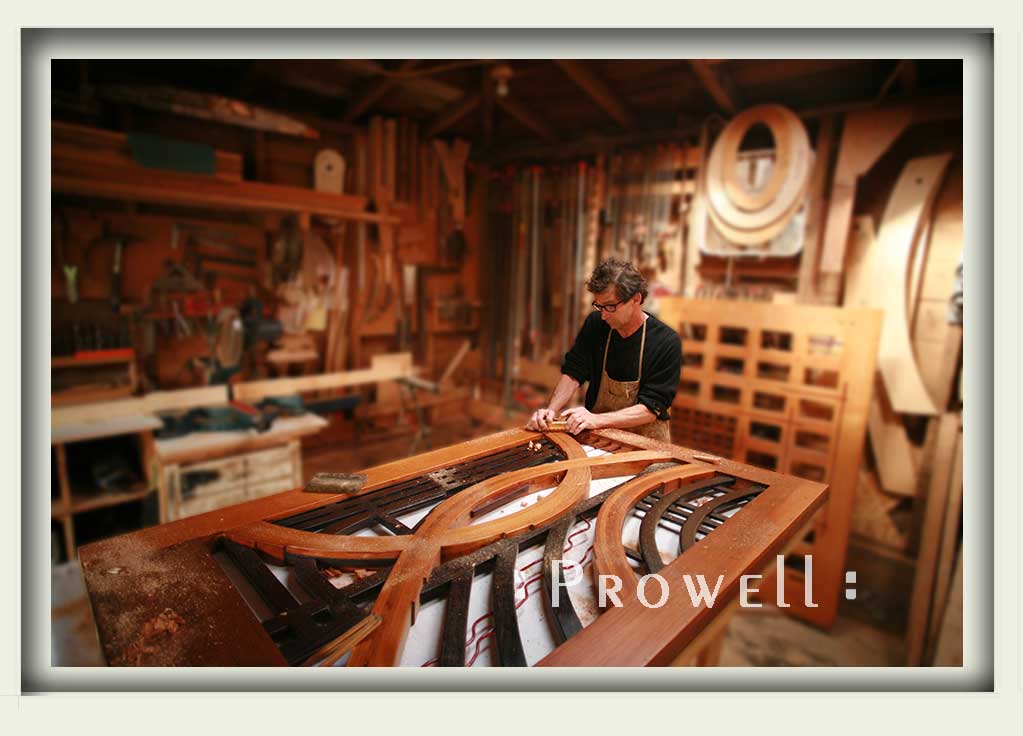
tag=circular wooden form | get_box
[704,104,812,246]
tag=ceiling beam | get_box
[496,95,559,143]
[688,60,740,115]
[874,60,921,105]
[483,92,964,165]
[553,60,637,129]
[277,69,352,99]
[343,59,421,122]
[425,92,482,139]
[339,60,463,109]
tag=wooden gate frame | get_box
[79,427,827,667]
[658,298,882,628]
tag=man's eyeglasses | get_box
[592,299,625,313]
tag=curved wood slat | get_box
[491,542,528,666]
[541,515,585,643]
[638,475,733,573]
[678,487,761,551]
[438,565,474,667]
[226,521,411,561]
[872,154,951,416]
[592,465,715,598]
[434,450,678,559]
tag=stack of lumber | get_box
[843,155,963,665]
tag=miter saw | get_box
[204,298,283,384]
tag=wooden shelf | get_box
[52,352,135,369]
[52,482,154,518]
[53,158,397,225]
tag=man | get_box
[527,258,681,441]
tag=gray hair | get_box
[586,258,648,303]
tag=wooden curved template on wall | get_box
[704,104,812,247]
[873,153,951,416]
[819,99,961,275]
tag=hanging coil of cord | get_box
[704,104,812,247]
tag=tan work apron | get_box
[591,319,671,443]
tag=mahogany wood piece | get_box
[80,426,826,667]
[592,465,715,592]
[81,539,286,666]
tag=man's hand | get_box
[526,407,555,431]
[560,406,605,435]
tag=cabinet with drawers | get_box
[152,414,327,523]
[163,441,302,521]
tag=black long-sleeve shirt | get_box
[560,311,682,420]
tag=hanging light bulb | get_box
[491,63,514,98]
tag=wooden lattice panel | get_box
[670,407,738,459]
[659,298,882,628]
[78,428,826,667]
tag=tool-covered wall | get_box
[51,111,482,400]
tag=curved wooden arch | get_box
[638,482,707,574]
[591,465,715,599]
[435,450,678,558]
[227,521,412,561]
[345,437,687,666]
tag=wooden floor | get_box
[721,605,905,666]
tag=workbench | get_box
[153,413,327,523]
[79,427,827,667]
